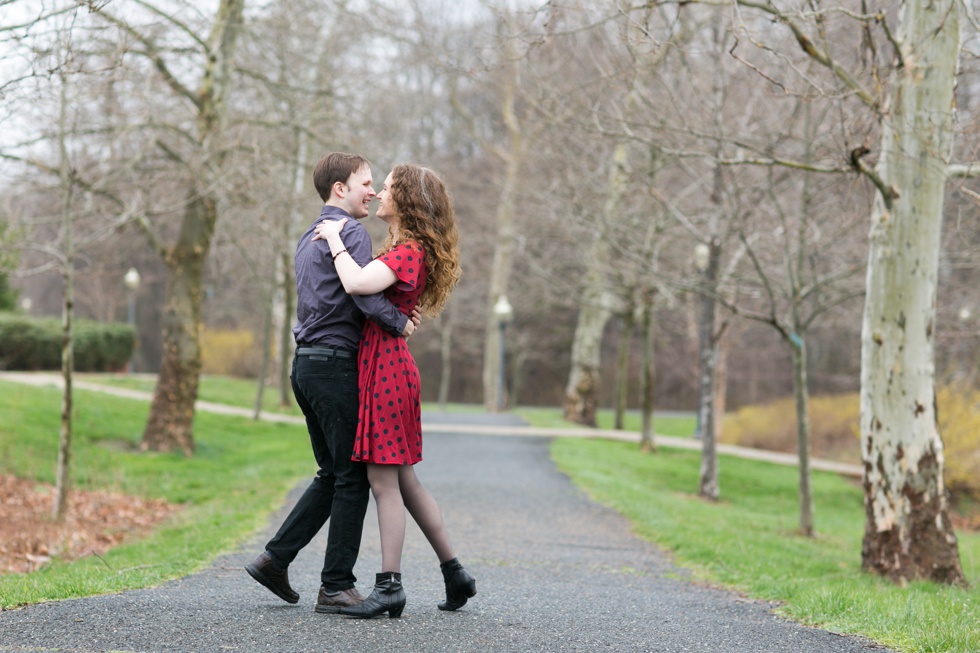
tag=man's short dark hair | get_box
[313,152,371,202]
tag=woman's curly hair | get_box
[378,164,461,317]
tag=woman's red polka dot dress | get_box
[352,241,427,465]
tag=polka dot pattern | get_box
[352,242,427,465]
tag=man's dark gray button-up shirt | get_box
[293,206,407,350]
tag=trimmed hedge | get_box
[0,312,135,372]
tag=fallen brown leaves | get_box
[951,511,980,533]
[0,475,182,575]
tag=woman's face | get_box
[375,172,398,226]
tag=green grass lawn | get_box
[0,379,312,609]
[515,405,696,436]
[79,373,304,417]
[86,374,691,435]
[551,437,980,653]
[4,374,976,652]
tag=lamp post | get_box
[693,244,710,438]
[124,267,141,373]
[960,307,973,380]
[493,295,514,412]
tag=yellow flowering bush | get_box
[201,328,262,378]
[721,386,980,497]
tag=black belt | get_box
[296,346,356,360]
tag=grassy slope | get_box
[551,437,979,653]
[4,377,977,652]
[0,380,311,608]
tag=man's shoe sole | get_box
[245,563,299,604]
[313,604,343,614]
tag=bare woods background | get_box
[2,0,977,412]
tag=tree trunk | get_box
[563,248,614,426]
[142,194,212,455]
[481,40,525,412]
[563,142,629,424]
[141,0,246,454]
[279,124,306,409]
[860,0,964,584]
[614,311,634,430]
[253,290,274,420]
[278,249,295,408]
[438,308,455,410]
[697,240,721,501]
[510,344,527,410]
[482,153,522,411]
[697,13,730,500]
[639,292,656,452]
[53,70,73,522]
[55,280,73,521]
[790,334,814,536]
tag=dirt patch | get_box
[0,475,182,575]
[951,511,980,533]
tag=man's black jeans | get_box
[265,351,369,591]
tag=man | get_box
[246,152,417,613]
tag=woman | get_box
[313,164,474,619]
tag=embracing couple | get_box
[245,152,475,619]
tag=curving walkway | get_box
[0,407,887,651]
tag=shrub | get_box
[721,393,860,464]
[722,386,980,497]
[937,383,980,497]
[201,328,262,378]
[0,312,134,372]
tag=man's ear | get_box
[333,181,346,198]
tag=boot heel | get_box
[438,558,477,611]
[340,572,406,619]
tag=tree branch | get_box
[848,145,900,208]
[0,2,77,31]
[948,163,980,178]
[738,230,782,330]
[85,4,202,111]
[130,0,208,50]
[718,155,849,174]
[0,150,165,256]
[734,0,877,108]
[800,287,866,331]
[958,186,980,205]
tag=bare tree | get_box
[855,0,970,583]
[721,158,867,534]
[480,20,530,413]
[55,0,248,455]
[1,7,134,518]
[724,0,978,581]
[563,142,628,425]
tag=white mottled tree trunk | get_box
[563,143,629,425]
[563,247,615,426]
[859,0,963,584]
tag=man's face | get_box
[342,165,376,219]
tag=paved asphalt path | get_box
[0,415,890,653]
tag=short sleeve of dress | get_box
[379,242,425,293]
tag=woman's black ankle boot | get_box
[340,572,406,618]
[438,558,476,611]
